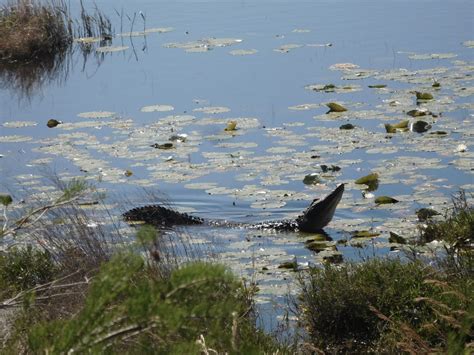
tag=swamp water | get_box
[1,0,473,319]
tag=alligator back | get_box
[123,205,204,227]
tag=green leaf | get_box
[303,173,321,185]
[384,120,409,133]
[351,230,380,238]
[375,196,399,204]
[355,172,379,185]
[415,92,434,100]
[326,102,347,113]
[389,232,406,244]
[0,194,13,206]
[339,123,355,130]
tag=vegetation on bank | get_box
[0,180,472,353]
[0,0,112,62]
[0,0,73,61]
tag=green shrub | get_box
[0,0,73,61]
[298,256,473,353]
[0,245,57,296]
[298,258,436,352]
[27,253,280,353]
[420,191,473,247]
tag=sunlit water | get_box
[1,0,473,323]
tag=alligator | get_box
[123,184,344,233]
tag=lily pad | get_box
[352,230,380,238]
[47,119,61,128]
[355,172,379,185]
[0,194,13,206]
[415,92,434,100]
[411,121,431,133]
[140,105,174,112]
[326,102,347,113]
[375,196,399,204]
[340,123,355,130]
[303,173,321,185]
[77,111,115,119]
[224,120,238,131]
[416,208,440,221]
[388,232,406,244]
[229,49,258,56]
[368,84,387,88]
[2,121,37,128]
[407,109,430,117]
[151,143,174,149]
[305,241,330,252]
[278,261,297,270]
[384,120,409,133]
[96,46,129,53]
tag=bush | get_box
[0,0,73,61]
[420,190,473,247]
[298,258,436,352]
[27,253,281,353]
[0,245,57,296]
[298,257,473,353]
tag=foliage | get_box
[419,190,473,247]
[0,0,73,61]
[27,254,280,353]
[0,245,57,296]
[298,257,473,353]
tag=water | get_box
[1,0,473,316]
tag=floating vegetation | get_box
[416,208,440,221]
[355,173,379,186]
[351,230,380,238]
[326,102,347,113]
[151,143,174,149]
[0,135,32,143]
[273,44,303,53]
[407,108,430,117]
[224,120,238,131]
[306,84,362,94]
[193,106,230,114]
[303,173,321,185]
[415,91,434,100]
[77,111,116,119]
[375,196,399,205]
[229,49,258,56]
[408,52,457,60]
[164,38,242,52]
[384,119,409,133]
[2,121,37,128]
[329,63,359,70]
[95,46,129,53]
[339,123,355,130]
[140,104,174,112]
[47,119,61,128]
[410,120,431,133]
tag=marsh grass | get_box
[297,192,473,353]
[419,190,473,248]
[297,258,437,353]
[0,0,112,97]
[0,0,73,61]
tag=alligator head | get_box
[295,184,344,233]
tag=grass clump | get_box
[0,245,57,297]
[25,253,280,354]
[0,0,73,61]
[419,190,473,247]
[298,257,473,353]
[298,258,435,352]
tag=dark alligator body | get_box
[123,184,344,233]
